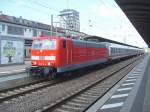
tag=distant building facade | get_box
[0,13,65,60]
[59,9,80,33]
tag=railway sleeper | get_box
[72,98,92,103]
[60,104,85,111]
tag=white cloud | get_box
[13,0,25,6]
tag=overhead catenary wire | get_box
[5,0,52,23]
[106,0,130,24]
[27,0,73,31]
[99,0,144,46]
[105,1,141,30]
[99,0,125,24]
[28,0,60,12]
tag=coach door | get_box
[66,40,72,64]
[63,40,72,65]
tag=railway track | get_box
[0,79,62,103]
[40,56,142,112]
[0,70,26,78]
[0,69,98,103]
[0,55,143,112]
[0,77,46,93]
[0,57,135,102]
[0,71,88,104]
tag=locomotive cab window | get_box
[32,40,56,50]
[63,40,67,48]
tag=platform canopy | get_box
[115,0,150,47]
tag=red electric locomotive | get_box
[29,36,108,78]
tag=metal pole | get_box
[51,14,53,36]
[53,22,60,36]
[56,24,57,36]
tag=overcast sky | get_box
[0,0,147,47]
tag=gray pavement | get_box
[0,61,30,76]
[142,61,150,112]
[130,54,150,112]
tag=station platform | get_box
[0,61,30,77]
[86,54,150,112]
[0,61,43,91]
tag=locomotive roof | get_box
[32,36,72,41]
[32,36,143,50]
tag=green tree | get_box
[3,41,16,63]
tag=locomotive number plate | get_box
[39,56,45,60]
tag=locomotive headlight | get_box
[45,56,56,60]
[31,56,39,60]
[33,61,37,65]
[48,62,51,65]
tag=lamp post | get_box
[53,22,60,36]
[51,14,53,36]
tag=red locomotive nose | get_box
[30,37,57,67]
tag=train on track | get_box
[28,36,143,78]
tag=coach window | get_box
[111,48,113,54]
[2,24,5,31]
[63,40,67,48]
